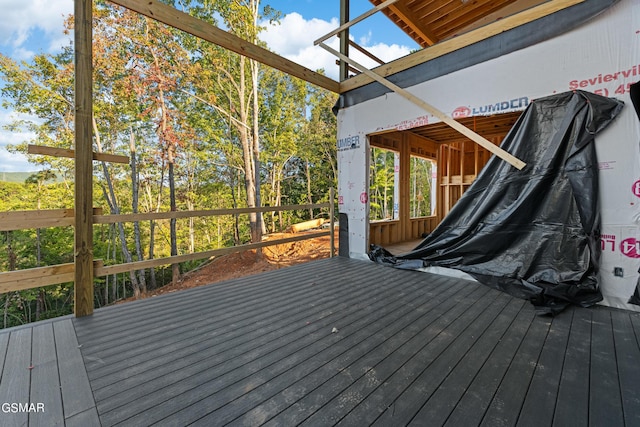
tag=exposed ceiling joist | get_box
[315,0,402,45]
[108,0,340,93]
[386,2,440,46]
[342,0,585,93]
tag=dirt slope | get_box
[128,230,336,300]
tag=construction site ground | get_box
[134,230,337,300]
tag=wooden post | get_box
[339,0,349,82]
[330,187,335,258]
[74,0,94,317]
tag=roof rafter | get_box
[386,2,440,46]
[342,0,585,93]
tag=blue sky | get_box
[264,0,416,47]
[0,0,414,172]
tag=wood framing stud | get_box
[74,0,94,317]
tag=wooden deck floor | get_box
[2,257,640,426]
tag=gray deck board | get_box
[612,310,640,426]
[0,318,98,427]
[590,309,624,427]
[0,327,32,427]
[30,324,64,427]
[516,308,572,427]
[480,310,552,427]
[364,292,513,426]
[3,256,640,426]
[443,305,535,427]
[203,277,469,426]
[553,308,591,427]
[407,298,526,426]
[53,319,97,422]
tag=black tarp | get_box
[369,90,624,314]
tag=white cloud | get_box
[0,0,72,51]
[260,12,411,81]
[10,47,36,62]
[0,110,39,172]
[359,31,372,46]
[363,43,412,64]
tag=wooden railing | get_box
[0,188,335,294]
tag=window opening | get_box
[369,147,399,221]
[410,155,436,218]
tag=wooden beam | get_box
[387,2,439,46]
[28,144,130,164]
[407,131,439,147]
[321,42,526,170]
[74,0,94,317]
[0,209,74,231]
[93,203,330,224]
[0,208,103,232]
[340,0,585,93]
[454,0,546,35]
[0,264,75,293]
[107,0,340,93]
[315,0,401,45]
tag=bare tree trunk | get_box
[169,148,180,283]
[230,169,241,245]
[148,219,157,289]
[276,172,283,229]
[130,130,147,293]
[234,54,261,246]
[101,180,141,296]
[94,118,141,296]
[4,231,16,327]
[112,225,117,301]
[35,290,43,322]
[251,57,265,239]
[3,294,9,329]
[146,162,165,290]
[36,214,44,320]
[306,159,313,219]
[106,224,115,301]
[270,167,277,231]
[188,199,195,253]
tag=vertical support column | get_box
[393,151,400,220]
[399,133,410,241]
[339,0,350,81]
[329,187,335,258]
[74,0,94,317]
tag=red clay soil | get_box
[125,230,336,301]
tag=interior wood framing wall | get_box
[369,130,504,248]
[369,131,439,247]
[438,135,503,219]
